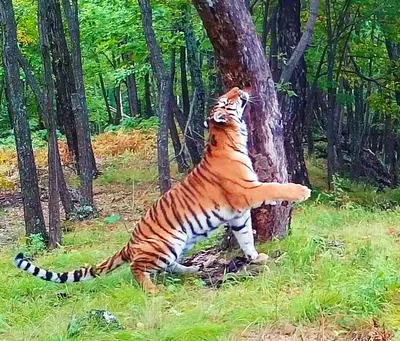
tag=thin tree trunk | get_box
[277,0,316,186]
[205,51,223,112]
[192,0,292,240]
[0,0,47,241]
[47,6,79,173]
[17,49,75,220]
[385,39,400,186]
[61,0,97,177]
[122,51,140,117]
[269,10,279,81]
[325,0,338,189]
[138,0,171,193]
[144,72,153,118]
[261,0,271,53]
[304,86,315,159]
[180,46,190,118]
[46,0,95,209]
[99,71,113,125]
[183,8,205,157]
[279,0,319,84]
[169,48,189,173]
[114,85,122,125]
[39,0,61,248]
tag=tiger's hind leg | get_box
[130,262,159,294]
[228,210,268,263]
[167,262,200,274]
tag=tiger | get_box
[13,87,311,294]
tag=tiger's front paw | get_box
[251,252,269,264]
[285,184,311,202]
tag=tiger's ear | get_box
[203,119,210,129]
[213,111,228,124]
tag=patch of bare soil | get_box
[0,164,159,248]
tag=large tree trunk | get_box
[0,0,47,241]
[138,0,171,193]
[192,0,292,240]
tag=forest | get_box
[0,0,399,340]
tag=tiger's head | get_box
[204,87,250,130]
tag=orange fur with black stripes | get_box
[13,87,311,294]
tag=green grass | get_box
[1,156,400,340]
[94,154,158,186]
[1,203,400,340]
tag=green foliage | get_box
[275,81,298,97]
[20,233,47,257]
[104,214,121,224]
[121,117,159,130]
[104,117,159,133]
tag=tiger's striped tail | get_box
[13,246,129,284]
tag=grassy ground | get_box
[0,145,400,340]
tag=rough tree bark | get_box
[192,0,292,240]
[183,7,206,156]
[277,0,318,186]
[47,0,95,210]
[169,48,189,173]
[46,0,79,172]
[122,50,140,117]
[114,85,123,125]
[144,72,153,118]
[180,47,190,118]
[279,0,319,84]
[325,0,339,189]
[0,0,47,240]
[269,10,279,81]
[98,70,113,125]
[385,39,400,186]
[261,0,271,53]
[39,0,61,248]
[205,50,224,112]
[17,51,75,221]
[138,0,171,193]
[61,0,98,175]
